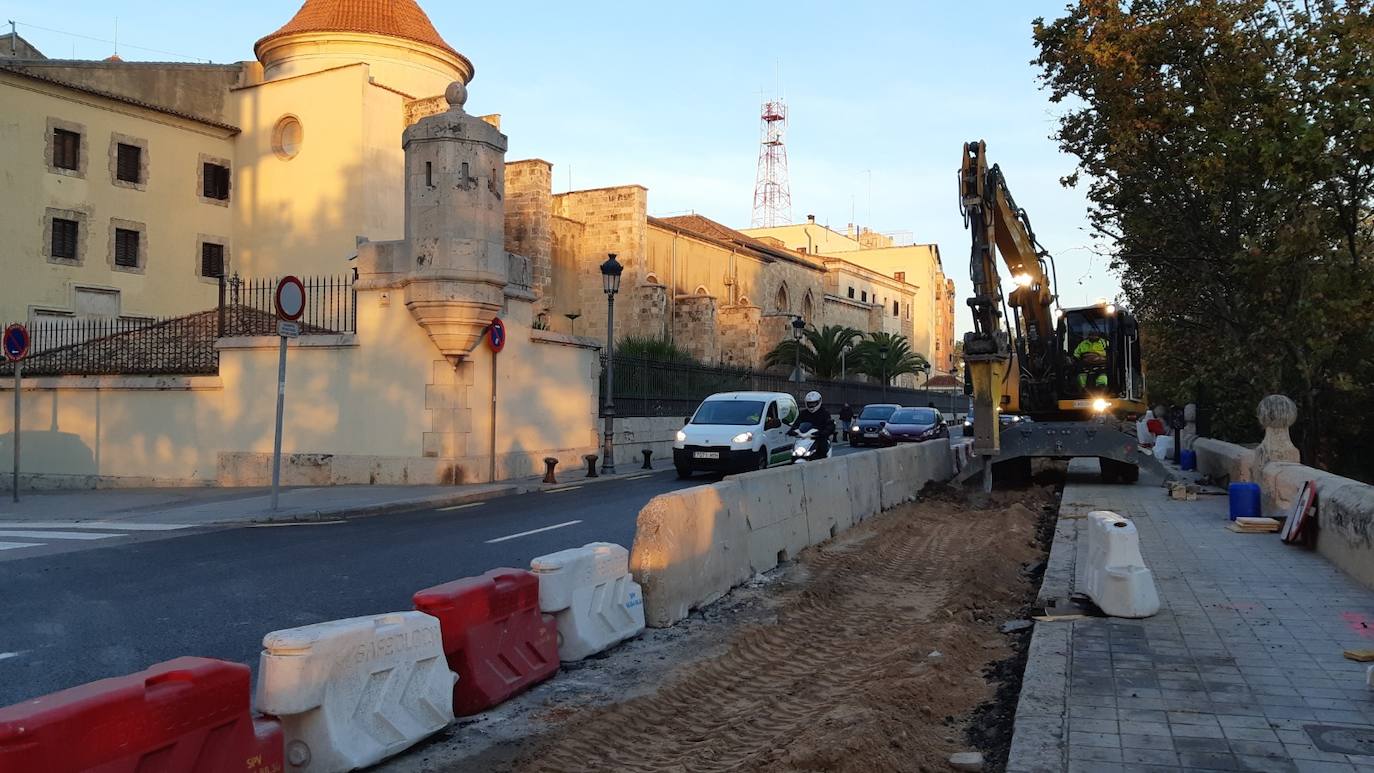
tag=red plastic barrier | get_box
[413,567,559,716]
[0,657,284,773]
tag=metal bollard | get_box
[583,454,599,478]
[542,457,559,484]
[641,449,653,470]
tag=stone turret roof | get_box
[256,0,459,58]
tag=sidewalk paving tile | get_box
[1007,465,1374,772]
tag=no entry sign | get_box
[3,324,30,362]
[488,317,506,353]
[274,276,306,321]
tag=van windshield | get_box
[692,400,765,426]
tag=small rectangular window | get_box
[116,143,142,183]
[861,291,868,303]
[114,228,140,267]
[51,218,79,259]
[53,128,81,170]
[203,162,230,200]
[847,287,855,299]
[201,242,225,278]
[893,300,900,317]
[425,161,433,187]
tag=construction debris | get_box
[1227,517,1281,534]
[1344,649,1374,663]
[999,619,1034,634]
[948,750,985,771]
[1167,481,1200,501]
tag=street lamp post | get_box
[565,311,580,337]
[879,344,890,402]
[600,254,623,475]
[791,316,805,384]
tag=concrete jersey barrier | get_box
[630,481,750,628]
[1076,511,1160,618]
[531,542,646,661]
[799,456,854,544]
[730,464,810,575]
[255,612,455,772]
[845,451,881,521]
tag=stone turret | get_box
[398,81,509,360]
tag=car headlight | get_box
[676,430,687,442]
[732,431,753,444]
[880,428,891,436]
[851,425,860,433]
[1092,398,1111,413]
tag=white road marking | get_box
[625,474,654,480]
[545,485,583,493]
[0,530,118,541]
[0,542,42,551]
[484,520,583,544]
[248,521,345,528]
[0,521,192,531]
[0,652,24,661]
[438,502,484,512]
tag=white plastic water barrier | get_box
[532,542,645,661]
[256,612,455,772]
[1078,511,1161,618]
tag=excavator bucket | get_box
[954,420,1173,487]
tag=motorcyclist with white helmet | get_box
[791,390,834,459]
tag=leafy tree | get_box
[763,324,863,380]
[852,332,929,386]
[1034,0,1374,479]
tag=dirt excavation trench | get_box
[399,483,1059,773]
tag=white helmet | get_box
[804,390,822,411]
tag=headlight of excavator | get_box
[1092,398,1111,413]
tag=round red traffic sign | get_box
[274,276,306,321]
[3,324,30,362]
[488,317,506,353]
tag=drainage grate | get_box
[1305,724,1374,756]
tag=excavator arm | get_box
[959,141,1057,454]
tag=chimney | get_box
[807,214,815,224]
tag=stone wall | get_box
[672,294,718,363]
[504,159,553,303]
[626,281,668,341]
[551,186,649,347]
[6,61,245,123]
[547,215,587,334]
[718,304,763,369]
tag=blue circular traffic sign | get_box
[3,324,29,362]
[488,317,506,353]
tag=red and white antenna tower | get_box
[751,98,792,228]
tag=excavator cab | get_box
[1055,304,1146,417]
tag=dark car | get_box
[848,403,901,446]
[881,407,948,443]
[963,411,1024,434]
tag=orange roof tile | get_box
[256,0,459,58]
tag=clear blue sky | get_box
[7,0,1122,336]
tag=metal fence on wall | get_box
[601,355,969,418]
[1,274,355,378]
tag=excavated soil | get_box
[506,483,1058,773]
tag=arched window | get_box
[775,283,789,312]
[802,291,815,322]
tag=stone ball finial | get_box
[1257,394,1297,429]
[444,81,468,111]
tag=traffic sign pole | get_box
[270,334,287,511]
[11,360,18,504]
[269,277,305,511]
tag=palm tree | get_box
[763,324,862,380]
[852,332,930,385]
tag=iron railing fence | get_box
[1,274,356,377]
[0,314,220,377]
[219,273,355,336]
[601,355,968,419]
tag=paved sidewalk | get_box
[1009,461,1374,773]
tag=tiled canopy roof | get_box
[256,0,459,58]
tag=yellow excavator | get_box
[957,140,1163,489]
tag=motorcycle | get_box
[789,422,830,463]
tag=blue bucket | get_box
[1180,449,1197,471]
[1228,482,1261,521]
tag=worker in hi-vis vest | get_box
[1074,329,1109,388]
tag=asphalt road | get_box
[0,442,888,706]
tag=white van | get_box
[672,391,799,478]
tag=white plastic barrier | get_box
[256,612,454,773]
[1076,511,1160,618]
[532,542,646,661]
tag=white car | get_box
[673,391,799,478]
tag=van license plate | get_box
[693,451,720,459]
